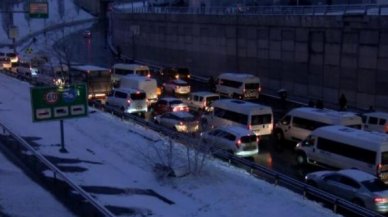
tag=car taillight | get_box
[179,121,183,125]
[377,164,382,176]
[385,124,388,133]
[256,137,260,144]
[173,107,178,112]
[248,124,252,130]
[243,88,246,93]
[147,74,151,78]
[235,139,241,148]
[127,99,131,104]
[374,197,388,204]
[258,86,261,92]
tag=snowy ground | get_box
[0,72,341,217]
[0,145,76,217]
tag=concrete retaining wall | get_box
[110,12,388,111]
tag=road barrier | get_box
[113,3,388,16]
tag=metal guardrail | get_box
[112,4,388,16]
[0,122,116,217]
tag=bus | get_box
[296,125,388,183]
[70,65,112,100]
[202,99,273,137]
[274,107,363,143]
[215,73,261,99]
[111,63,151,87]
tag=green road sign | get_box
[29,2,49,18]
[30,84,88,122]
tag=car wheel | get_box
[296,151,307,166]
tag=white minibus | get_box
[111,63,151,86]
[361,112,388,134]
[120,75,158,105]
[106,88,148,115]
[215,73,261,99]
[295,125,388,183]
[203,99,273,137]
[274,107,363,143]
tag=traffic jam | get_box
[2,47,388,215]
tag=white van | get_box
[119,75,158,105]
[295,125,388,183]
[111,63,151,86]
[215,73,261,99]
[361,112,388,134]
[106,88,148,114]
[184,91,220,112]
[273,107,362,143]
[203,99,273,137]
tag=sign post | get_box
[30,84,88,152]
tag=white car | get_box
[162,79,190,95]
[200,126,259,157]
[305,169,388,214]
[154,111,199,133]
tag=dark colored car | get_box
[150,97,189,116]
[159,67,190,82]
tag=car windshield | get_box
[178,115,196,122]
[241,135,257,143]
[170,100,183,105]
[251,114,272,125]
[130,92,146,100]
[6,53,16,58]
[206,96,220,106]
[362,179,388,192]
[137,69,150,76]
[245,83,260,89]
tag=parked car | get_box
[162,79,190,96]
[150,97,189,116]
[154,111,199,133]
[305,169,388,214]
[200,126,259,157]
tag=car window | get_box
[223,132,236,141]
[339,176,360,189]
[280,115,291,125]
[323,174,341,182]
[241,135,257,143]
[379,119,386,126]
[170,100,183,105]
[209,129,223,136]
[369,117,378,125]
[362,179,388,192]
[114,91,127,99]
[158,100,167,106]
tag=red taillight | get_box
[179,121,183,125]
[248,124,252,130]
[256,137,260,143]
[377,164,382,176]
[127,99,131,104]
[258,87,261,92]
[374,197,388,204]
[147,74,151,78]
[384,124,388,133]
[235,139,241,148]
[243,88,246,93]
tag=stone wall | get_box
[110,12,388,110]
